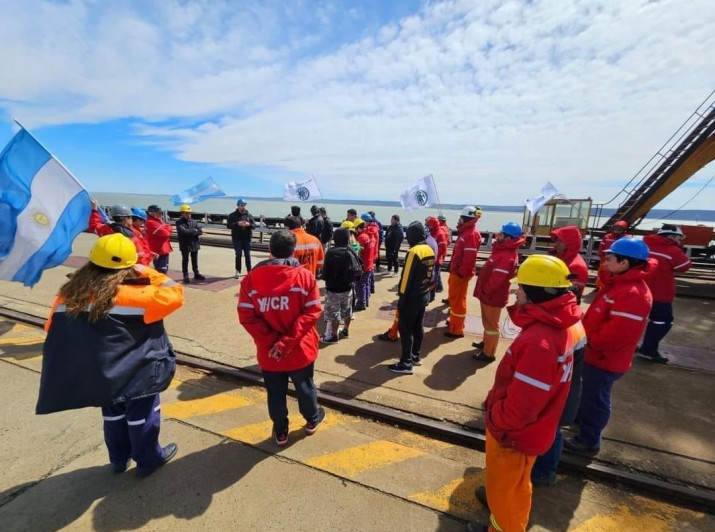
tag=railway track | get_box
[2,306,713,513]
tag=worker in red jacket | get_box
[426,216,448,297]
[596,220,629,288]
[364,213,380,294]
[145,205,173,273]
[565,238,654,457]
[445,206,482,338]
[467,254,585,532]
[471,222,525,362]
[129,208,153,266]
[238,229,325,447]
[638,224,692,363]
[550,226,588,301]
[354,218,375,310]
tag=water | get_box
[92,192,714,233]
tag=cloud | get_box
[1,0,714,207]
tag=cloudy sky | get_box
[1,0,713,209]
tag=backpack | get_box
[320,217,334,244]
[328,248,362,286]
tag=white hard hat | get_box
[460,206,478,218]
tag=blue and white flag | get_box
[525,181,564,213]
[0,128,92,287]
[283,176,322,202]
[171,177,226,206]
[400,174,439,211]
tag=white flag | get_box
[525,181,564,213]
[283,177,322,202]
[399,174,439,211]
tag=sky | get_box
[1,0,714,209]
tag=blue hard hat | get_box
[500,222,523,238]
[607,237,649,261]
[236,197,247,206]
[360,213,372,222]
[130,207,147,220]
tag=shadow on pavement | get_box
[0,439,267,531]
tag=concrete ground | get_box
[0,233,714,494]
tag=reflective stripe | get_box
[514,371,551,391]
[248,290,258,297]
[127,418,146,426]
[649,251,672,260]
[490,514,503,531]
[154,405,161,412]
[290,287,309,296]
[305,300,321,307]
[675,260,691,269]
[463,247,479,251]
[55,304,67,313]
[103,414,126,422]
[161,279,178,287]
[492,268,510,274]
[449,311,467,318]
[238,303,254,309]
[603,296,615,304]
[484,330,500,335]
[294,244,321,250]
[611,310,645,321]
[649,320,668,325]
[110,306,146,316]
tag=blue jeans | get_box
[532,428,563,481]
[640,301,673,355]
[102,394,164,468]
[262,363,320,434]
[233,238,252,273]
[153,253,169,274]
[575,363,624,449]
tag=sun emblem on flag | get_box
[414,189,428,206]
[297,186,310,201]
[33,212,50,226]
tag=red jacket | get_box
[485,293,585,455]
[357,231,375,272]
[583,261,654,373]
[449,217,481,277]
[145,215,173,255]
[426,218,448,265]
[131,227,153,266]
[473,237,525,308]
[551,226,589,297]
[238,259,322,372]
[366,223,380,267]
[643,234,692,302]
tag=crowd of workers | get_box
[35,196,694,532]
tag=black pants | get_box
[181,250,199,276]
[386,246,399,272]
[233,238,252,272]
[398,301,427,363]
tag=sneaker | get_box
[275,430,289,447]
[321,335,339,344]
[387,362,413,375]
[234,270,241,279]
[377,332,398,342]
[637,349,669,364]
[339,329,349,339]
[472,352,495,363]
[305,408,326,435]
[135,443,178,478]
[353,303,366,311]
[194,273,206,281]
[111,459,131,474]
[471,340,484,350]
[444,331,464,339]
[441,298,449,304]
[411,356,422,366]
[182,276,191,284]
[563,437,599,456]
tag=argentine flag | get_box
[0,128,91,287]
[171,176,226,205]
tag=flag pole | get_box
[430,173,444,217]
[311,174,324,200]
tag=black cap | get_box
[291,206,301,216]
[310,205,319,215]
[147,204,162,212]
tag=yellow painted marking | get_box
[162,393,253,419]
[167,379,182,390]
[2,351,42,361]
[304,440,425,478]
[394,430,452,451]
[0,337,44,346]
[409,470,485,517]
[222,412,347,444]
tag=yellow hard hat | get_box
[180,204,192,213]
[515,255,572,288]
[353,219,365,229]
[340,220,354,229]
[89,234,137,270]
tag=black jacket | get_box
[398,242,434,306]
[176,216,203,251]
[306,214,325,240]
[385,223,404,250]
[227,210,256,240]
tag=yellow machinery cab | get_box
[522,198,592,237]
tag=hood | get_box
[507,291,582,330]
[425,216,440,234]
[457,216,478,234]
[493,237,525,253]
[604,257,656,286]
[333,227,350,247]
[551,226,583,260]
